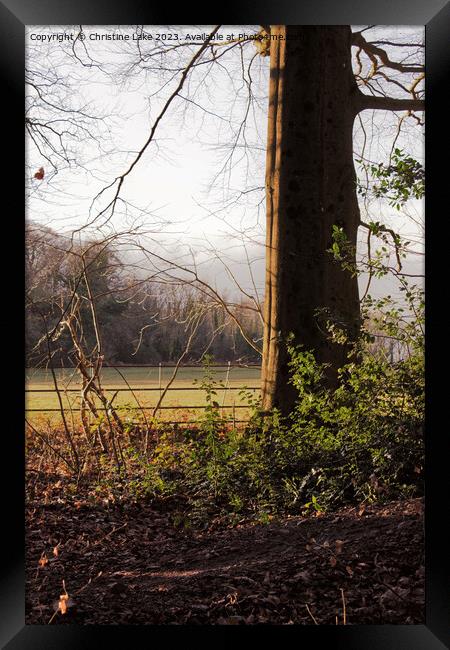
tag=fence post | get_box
[222,360,231,417]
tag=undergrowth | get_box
[26,303,424,528]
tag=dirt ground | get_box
[26,483,424,625]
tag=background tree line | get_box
[25,222,263,367]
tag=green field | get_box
[25,366,261,425]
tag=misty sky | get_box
[25,25,424,303]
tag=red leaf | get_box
[34,167,45,180]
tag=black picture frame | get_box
[2,1,449,647]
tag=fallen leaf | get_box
[34,167,44,180]
[59,593,69,614]
[335,539,344,554]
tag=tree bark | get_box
[261,26,361,415]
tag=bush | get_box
[128,321,423,525]
[155,281,423,522]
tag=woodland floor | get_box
[26,475,424,625]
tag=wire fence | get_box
[25,363,262,424]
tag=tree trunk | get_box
[261,26,361,415]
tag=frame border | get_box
[2,1,449,647]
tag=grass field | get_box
[25,366,262,425]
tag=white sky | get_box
[25,25,424,301]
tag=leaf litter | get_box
[26,475,424,625]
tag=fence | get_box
[25,363,262,425]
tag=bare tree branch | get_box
[356,92,424,113]
[351,31,424,74]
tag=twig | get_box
[305,603,319,624]
[92,522,128,547]
[340,588,347,624]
